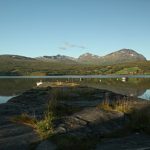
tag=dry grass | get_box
[11,113,37,127]
[98,99,112,111]
[99,97,150,134]
[11,101,55,139]
[11,94,79,139]
[113,99,132,113]
[98,98,133,113]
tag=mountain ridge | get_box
[37,49,147,65]
[0,49,147,65]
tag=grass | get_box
[10,86,150,150]
[98,97,132,113]
[98,98,150,134]
[11,113,37,127]
[106,106,150,136]
[116,67,141,74]
[11,101,55,139]
[11,95,80,139]
[0,55,150,76]
[48,90,81,116]
[35,111,55,139]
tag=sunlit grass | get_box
[11,113,37,127]
[98,98,132,113]
[35,111,55,139]
[11,100,55,139]
[98,98,150,134]
[11,94,80,139]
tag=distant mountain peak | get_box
[0,54,34,60]
[117,49,139,54]
[79,52,99,58]
[36,54,77,64]
[78,52,100,64]
[78,49,146,64]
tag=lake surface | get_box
[0,76,150,103]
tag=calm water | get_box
[0,76,150,103]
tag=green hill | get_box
[0,55,149,75]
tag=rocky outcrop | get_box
[78,49,146,64]
[55,108,125,137]
[0,86,149,150]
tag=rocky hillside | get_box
[0,54,35,61]
[78,49,147,65]
[78,53,100,64]
[37,55,76,64]
[37,49,147,65]
[100,49,147,65]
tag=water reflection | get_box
[0,78,150,103]
[80,78,150,99]
[0,96,15,103]
[138,89,150,100]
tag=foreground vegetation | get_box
[10,86,150,149]
[99,98,150,133]
[11,104,55,139]
[11,88,81,139]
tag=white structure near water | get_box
[122,77,127,82]
[36,81,43,86]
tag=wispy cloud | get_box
[59,42,87,50]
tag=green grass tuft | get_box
[11,101,55,139]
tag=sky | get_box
[0,0,150,59]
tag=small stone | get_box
[55,126,66,134]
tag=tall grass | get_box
[35,110,55,139]
[11,94,79,139]
[98,97,132,113]
[11,113,37,127]
[11,100,56,139]
[99,97,150,134]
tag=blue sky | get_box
[0,0,150,59]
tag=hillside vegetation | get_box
[0,55,149,76]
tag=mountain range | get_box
[0,49,147,66]
[0,48,149,76]
[37,49,147,65]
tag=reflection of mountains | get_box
[0,78,68,96]
[0,79,36,96]
[0,78,150,98]
[81,78,150,97]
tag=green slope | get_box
[0,55,149,75]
